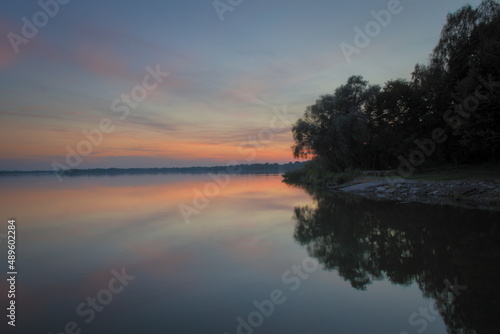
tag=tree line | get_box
[0,161,306,177]
[291,0,500,175]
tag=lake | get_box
[0,173,498,334]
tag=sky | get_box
[0,0,480,170]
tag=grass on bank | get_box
[404,163,500,182]
[282,160,360,186]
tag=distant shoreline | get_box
[0,162,306,177]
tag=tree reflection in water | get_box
[291,185,500,333]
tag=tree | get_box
[413,0,500,163]
[291,76,378,171]
[291,1,500,171]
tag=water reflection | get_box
[291,185,500,334]
[0,174,496,333]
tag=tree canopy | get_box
[291,0,500,172]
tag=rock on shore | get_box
[333,178,500,211]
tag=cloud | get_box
[73,43,129,80]
[119,113,177,132]
[0,17,20,68]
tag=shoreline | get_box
[330,176,500,211]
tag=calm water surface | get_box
[0,174,498,334]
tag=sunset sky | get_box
[0,0,476,170]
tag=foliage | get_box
[414,0,500,163]
[292,76,378,171]
[282,157,360,186]
[291,0,500,173]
